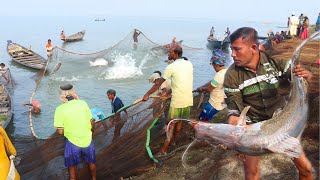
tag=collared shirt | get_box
[54,100,93,148]
[224,53,291,122]
[209,68,227,110]
[163,58,193,108]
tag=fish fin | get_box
[267,135,302,158]
[237,106,250,126]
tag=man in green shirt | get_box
[224,27,313,180]
[54,84,96,180]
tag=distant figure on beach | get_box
[54,84,96,180]
[22,100,41,114]
[0,63,10,83]
[316,13,320,31]
[287,17,290,27]
[60,31,65,40]
[300,16,309,39]
[288,12,299,36]
[297,14,304,36]
[133,29,141,49]
[106,89,125,142]
[0,126,20,180]
[46,39,53,58]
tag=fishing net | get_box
[16,29,202,179]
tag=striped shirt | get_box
[224,53,291,122]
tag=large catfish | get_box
[192,31,319,158]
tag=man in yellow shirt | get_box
[143,44,193,157]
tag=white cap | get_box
[148,73,161,83]
[292,12,295,15]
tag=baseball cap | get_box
[210,49,226,66]
[60,84,73,90]
[148,73,161,83]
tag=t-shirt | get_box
[111,96,124,113]
[163,58,193,108]
[54,100,93,148]
[209,68,227,110]
[224,53,291,122]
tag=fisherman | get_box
[22,100,41,114]
[0,63,10,83]
[46,39,53,58]
[147,70,172,119]
[209,26,215,38]
[196,49,227,121]
[106,89,125,142]
[143,44,193,157]
[224,27,313,180]
[54,84,96,180]
[91,107,107,131]
[133,29,141,49]
[0,126,20,180]
[60,30,66,40]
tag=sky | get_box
[0,0,319,23]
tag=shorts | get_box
[168,106,191,120]
[64,139,96,167]
[199,102,219,121]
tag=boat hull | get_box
[7,40,46,70]
[0,85,13,129]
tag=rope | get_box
[139,31,202,50]
[28,57,51,139]
[145,98,170,163]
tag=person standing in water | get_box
[133,29,141,49]
[54,84,96,180]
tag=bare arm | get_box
[143,77,165,101]
[196,81,215,92]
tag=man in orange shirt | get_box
[46,39,53,58]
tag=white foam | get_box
[89,58,109,66]
[101,53,143,79]
[52,76,80,82]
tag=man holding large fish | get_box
[223,27,313,180]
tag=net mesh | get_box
[16,29,202,179]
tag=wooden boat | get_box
[61,30,85,42]
[207,36,229,50]
[7,40,46,70]
[0,85,12,129]
[95,18,105,21]
[151,40,184,53]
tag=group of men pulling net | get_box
[16,29,203,179]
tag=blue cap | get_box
[210,49,226,66]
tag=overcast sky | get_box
[1,0,319,23]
